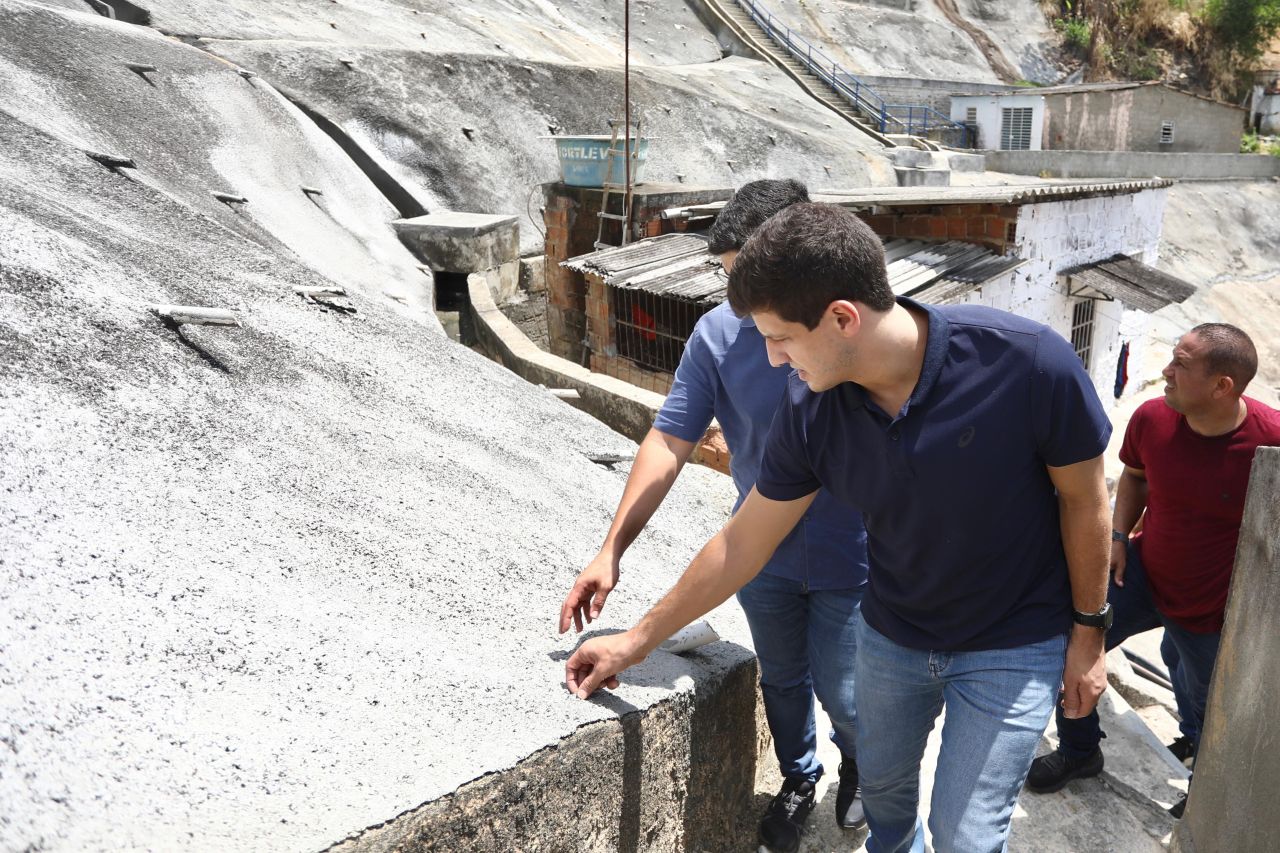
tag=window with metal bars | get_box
[1160,120,1175,144]
[1000,107,1033,150]
[1070,298,1095,371]
[610,287,713,375]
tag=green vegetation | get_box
[1054,16,1093,53]
[1241,131,1280,155]
[1203,0,1280,63]
[1048,0,1280,98]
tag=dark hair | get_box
[1190,323,1258,393]
[727,203,894,328]
[706,179,809,254]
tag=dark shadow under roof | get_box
[1063,255,1197,312]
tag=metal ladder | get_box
[594,120,642,250]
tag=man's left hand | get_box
[1061,625,1107,718]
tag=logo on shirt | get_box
[958,426,976,448]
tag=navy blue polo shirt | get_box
[655,302,868,591]
[756,297,1112,651]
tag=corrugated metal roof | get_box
[1063,255,1197,312]
[812,178,1173,208]
[561,234,1023,306]
[561,234,709,283]
[660,179,1173,220]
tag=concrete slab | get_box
[393,211,520,272]
[947,151,986,172]
[895,166,952,187]
[889,147,935,168]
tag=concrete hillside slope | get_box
[0,3,756,851]
[717,0,1067,84]
[203,43,893,254]
[0,2,435,321]
[106,0,723,67]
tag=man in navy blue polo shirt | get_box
[563,203,1114,853]
[559,181,870,852]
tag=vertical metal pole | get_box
[623,0,632,246]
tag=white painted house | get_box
[629,180,1193,411]
[949,92,1045,150]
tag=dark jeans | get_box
[1057,541,1222,759]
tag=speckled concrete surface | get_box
[200,44,893,254]
[0,3,750,850]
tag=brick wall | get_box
[543,183,732,364]
[859,204,1020,251]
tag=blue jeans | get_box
[855,619,1066,853]
[736,571,863,783]
[1057,541,1222,759]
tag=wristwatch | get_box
[1073,602,1114,630]
[1111,529,1128,543]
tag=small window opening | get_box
[1070,298,1096,371]
[1160,120,1175,145]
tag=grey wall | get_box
[1045,86,1245,153]
[1173,447,1280,853]
[981,149,1280,180]
[840,74,1017,115]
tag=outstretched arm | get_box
[1048,454,1110,719]
[564,487,815,698]
[559,428,697,633]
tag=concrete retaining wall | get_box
[850,74,1016,115]
[468,270,666,444]
[1173,447,1280,853]
[328,644,764,853]
[982,150,1280,180]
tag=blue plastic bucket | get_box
[553,135,649,188]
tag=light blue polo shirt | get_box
[654,302,869,591]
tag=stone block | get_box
[393,211,520,273]
[894,166,951,187]
[888,147,935,168]
[947,152,985,172]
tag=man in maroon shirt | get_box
[1026,323,1280,814]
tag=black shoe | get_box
[835,756,867,830]
[757,777,816,853]
[1169,793,1187,819]
[1025,748,1104,793]
[1167,736,1196,764]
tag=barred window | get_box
[1160,120,1175,145]
[1070,298,1096,371]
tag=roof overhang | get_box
[1061,255,1196,312]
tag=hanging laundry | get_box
[1114,341,1130,399]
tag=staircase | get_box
[701,0,972,151]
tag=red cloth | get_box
[1120,396,1280,632]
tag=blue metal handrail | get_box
[734,0,974,147]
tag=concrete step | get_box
[894,165,951,187]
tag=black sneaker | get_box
[1169,793,1187,819]
[1025,748,1104,793]
[835,757,866,830]
[757,777,816,853]
[1166,736,1196,764]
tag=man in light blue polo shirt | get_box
[563,203,1114,853]
[558,181,870,852]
